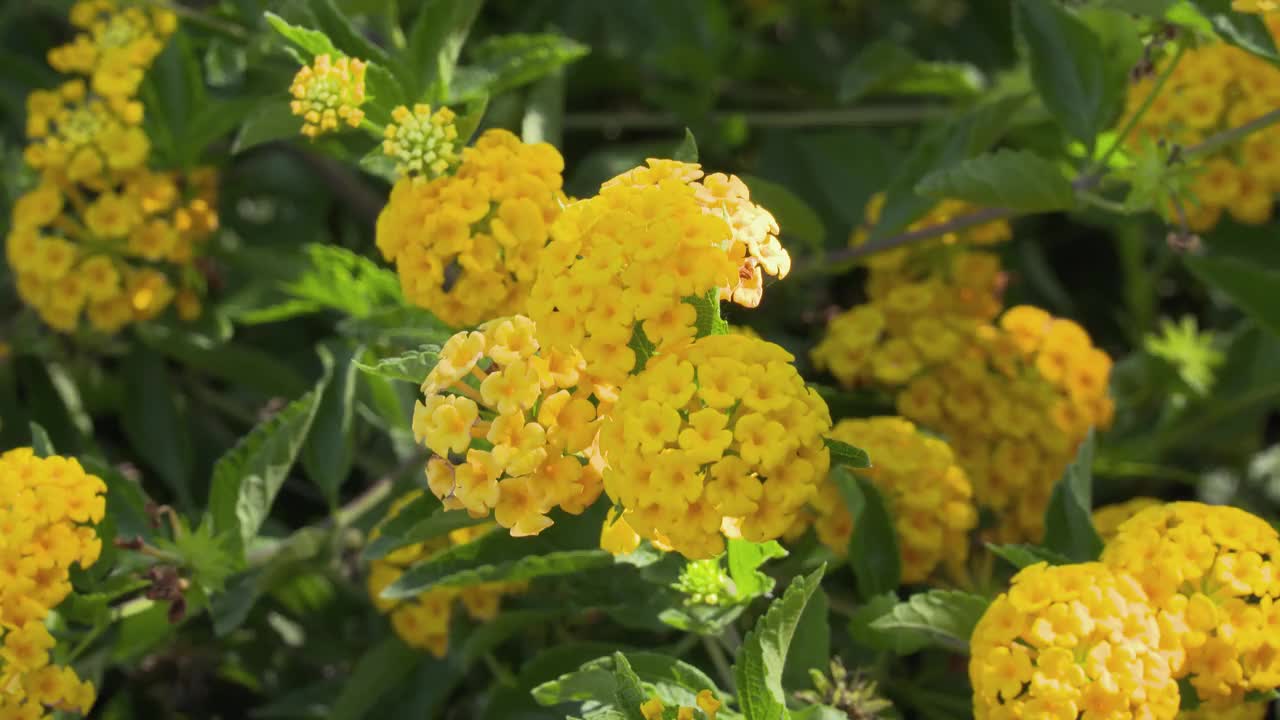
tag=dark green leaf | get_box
[302,343,361,507]
[136,324,309,398]
[184,97,259,162]
[364,61,408,125]
[838,40,982,104]
[121,347,193,508]
[783,585,829,692]
[1014,0,1111,145]
[986,543,1072,570]
[264,12,340,59]
[329,637,421,720]
[611,653,651,720]
[454,33,588,100]
[835,470,901,598]
[739,174,827,253]
[673,128,698,163]
[232,101,302,154]
[916,149,1076,213]
[824,438,871,469]
[30,422,54,458]
[337,306,454,347]
[848,592,931,655]
[353,345,441,384]
[868,590,989,653]
[363,495,487,561]
[307,0,394,66]
[406,0,485,100]
[385,546,613,598]
[1192,0,1280,63]
[1185,254,1280,338]
[1042,431,1104,562]
[733,566,826,720]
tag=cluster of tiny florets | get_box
[970,562,1181,720]
[599,334,831,559]
[0,448,107,718]
[367,491,523,658]
[1101,502,1280,706]
[412,316,605,537]
[289,54,368,139]
[796,417,976,584]
[46,0,176,106]
[1093,497,1163,542]
[639,690,721,720]
[383,104,460,179]
[897,305,1114,542]
[377,129,566,328]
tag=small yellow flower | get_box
[289,54,368,138]
[383,104,460,179]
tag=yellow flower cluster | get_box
[1101,502,1280,706]
[412,316,605,537]
[812,197,1008,388]
[289,54,368,139]
[797,417,976,584]
[367,492,523,658]
[1123,41,1280,231]
[8,2,217,335]
[377,130,566,328]
[382,104,459,179]
[1233,1,1279,14]
[46,0,176,106]
[0,448,107,719]
[897,306,1113,542]
[599,334,831,559]
[639,690,721,720]
[603,159,791,308]
[970,562,1180,720]
[1093,497,1162,541]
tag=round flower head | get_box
[639,689,722,720]
[599,334,832,559]
[813,196,1008,389]
[0,448,106,717]
[970,562,1180,720]
[1093,497,1162,542]
[47,0,176,101]
[528,170,742,386]
[289,54,368,138]
[7,168,219,334]
[897,306,1114,542]
[796,417,976,584]
[1121,39,1280,231]
[24,81,148,185]
[1101,502,1280,706]
[411,316,606,537]
[602,158,791,308]
[367,491,523,658]
[383,104,459,179]
[377,129,566,328]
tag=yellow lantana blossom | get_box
[377,129,566,328]
[1102,502,1280,707]
[383,104,460,179]
[412,316,606,537]
[47,0,176,102]
[970,562,1180,720]
[1093,497,1162,542]
[600,334,831,559]
[795,417,976,584]
[367,491,524,658]
[24,81,147,184]
[895,306,1113,543]
[0,448,107,718]
[289,54,368,138]
[638,689,721,719]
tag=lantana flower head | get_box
[970,562,1180,720]
[411,316,606,537]
[1093,497,1162,542]
[289,54,368,138]
[794,416,976,584]
[367,491,524,658]
[383,104,460,180]
[377,130,566,328]
[47,0,177,102]
[24,81,147,185]
[1101,502,1280,706]
[599,334,831,559]
[639,689,721,720]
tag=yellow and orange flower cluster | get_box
[377,130,566,328]
[897,306,1113,542]
[970,562,1181,720]
[366,492,523,658]
[412,316,605,537]
[639,690,721,720]
[599,334,831,559]
[7,1,217,335]
[289,54,368,139]
[798,417,976,584]
[1123,39,1280,231]
[813,197,1007,388]
[0,448,107,719]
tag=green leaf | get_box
[733,566,826,720]
[739,174,826,253]
[868,590,989,654]
[1192,0,1280,63]
[302,342,361,507]
[184,97,259,162]
[628,324,659,374]
[673,128,699,163]
[455,94,490,145]
[522,70,564,146]
[83,457,154,541]
[307,0,394,67]
[30,422,54,458]
[1042,431,1104,562]
[916,149,1076,213]
[687,289,727,339]
[264,12,339,59]
[208,360,331,558]
[364,62,409,125]
[1096,0,1176,15]
[1185,254,1280,338]
[385,545,613,598]
[120,347,193,508]
[848,592,931,655]
[838,40,983,104]
[353,345,442,384]
[611,653,652,720]
[783,585,829,692]
[362,494,487,561]
[727,539,788,600]
[153,518,238,594]
[824,438,871,469]
[329,637,421,720]
[407,0,486,100]
[337,306,454,347]
[232,101,302,154]
[136,324,308,398]
[241,244,404,323]
[986,543,1072,570]
[834,470,900,598]
[210,527,327,635]
[533,652,723,712]
[1014,0,1111,146]
[454,33,589,100]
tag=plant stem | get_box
[563,105,955,131]
[1092,42,1186,173]
[144,1,250,40]
[1184,107,1280,159]
[702,636,736,693]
